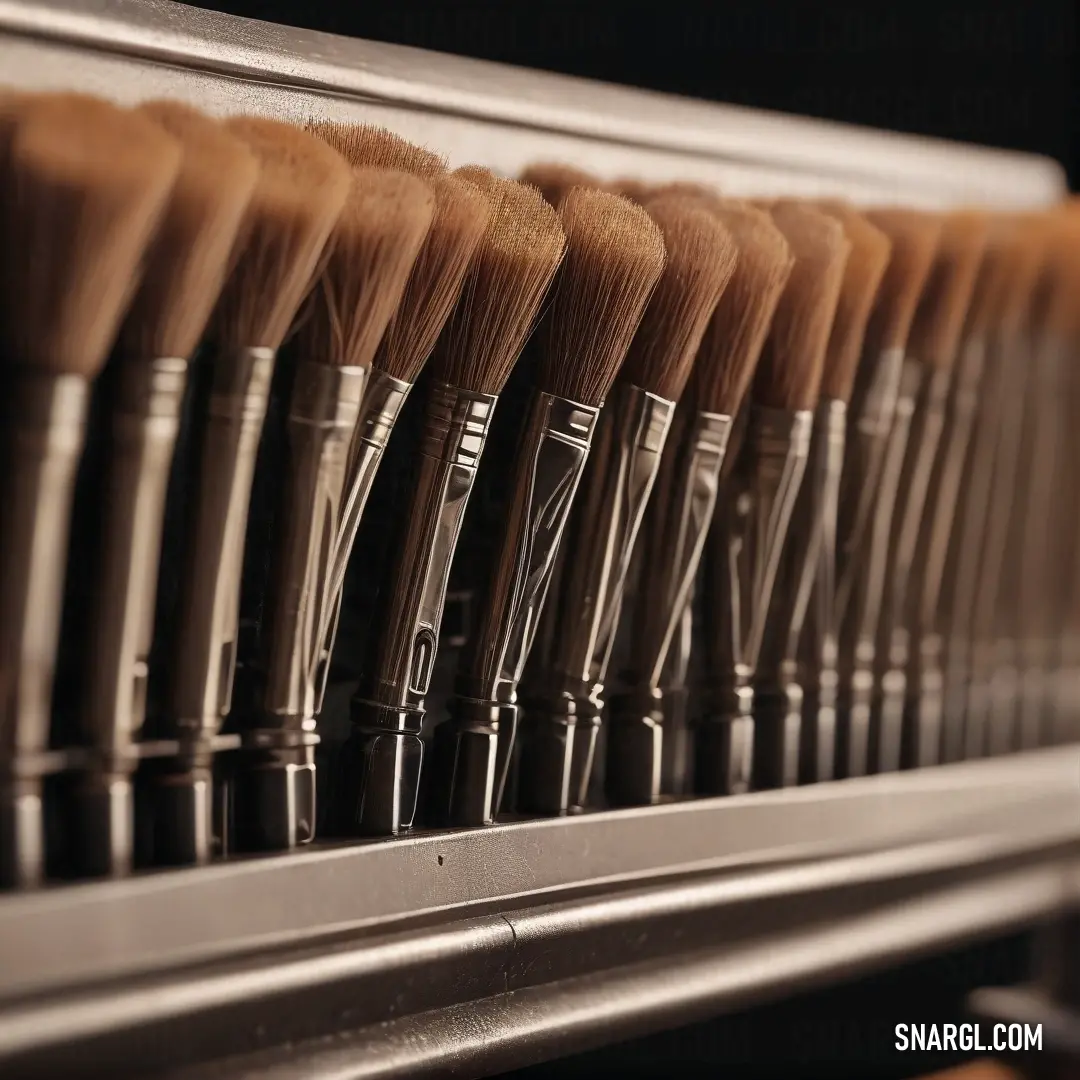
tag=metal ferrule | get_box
[320,368,412,659]
[835,356,920,779]
[963,333,1029,760]
[938,333,1009,763]
[750,397,847,789]
[342,381,496,837]
[516,382,675,816]
[0,370,89,887]
[155,346,274,865]
[869,364,951,775]
[904,336,986,769]
[72,355,188,878]
[1015,336,1066,750]
[696,405,812,796]
[605,407,734,806]
[431,391,598,828]
[834,346,906,613]
[252,359,367,732]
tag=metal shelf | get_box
[0,748,1077,1078]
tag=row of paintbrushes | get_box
[0,92,1076,888]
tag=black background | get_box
[195,0,1078,187]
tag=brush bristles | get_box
[613,178,656,204]
[862,208,943,357]
[306,120,446,177]
[0,93,182,378]
[907,211,989,370]
[540,187,666,406]
[618,194,738,402]
[994,214,1053,336]
[296,167,435,370]
[1036,213,1080,340]
[816,202,892,402]
[118,101,260,361]
[689,199,794,415]
[520,162,604,209]
[213,117,353,352]
[373,174,491,383]
[433,176,566,394]
[752,201,850,412]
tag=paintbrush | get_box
[63,101,259,877]
[430,188,666,826]
[337,173,566,837]
[832,209,942,779]
[938,218,1047,763]
[232,167,435,853]
[902,223,1018,767]
[697,202,849,795]
[309,128,491,705]
[753,203,890,789]
[518,194,737,817]
[0,93,181,885]
[156,116,352,866]
[606,199,793,806]
[862,212,988,776]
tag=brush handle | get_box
[960,333,1027,760]
[696,405,812,797]
[516,383,674,816]
[869,365,950,774]
[754,398,846,788]
[0,371,89,886]
[154,346,273,867]
[604,407,732,806]
[431,391,597,828]
[835,358,919,779]
[834,346,905,620]
[69,356,188,878]
[167,346,275,739]
[343,381,495,837]
[903,336,986,769]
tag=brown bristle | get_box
[296,167,435,369]
[118,101,260,360]
[690,201,794,415]
[1034,212,1080,339]
[652,180,721,201]
[0,93,181,378]
[618,195,739,402]
[306,120,446,176]
[613,178,656,204]
[454,164,498,191]
[752,201,850,411]
[373,173,491,382]
[213,116,353,351]
[816,202,893,402]
[861,209,942,356]
[540,188,666,406]
[433,176,566,394]
[520,162,603,208]
[906,211,988,370]
[995,214,1053,335]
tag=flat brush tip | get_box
[307,118,447,176]
[618,194,739,402]
[2,92,183,378]
[520,162,604,209]
[435,175,566,395]
[816,202,892,403]
[752,201,850,412]
[541,187,666,406]
[907,210,989,369]
[691,201,795,416]
[214,116,354,351]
